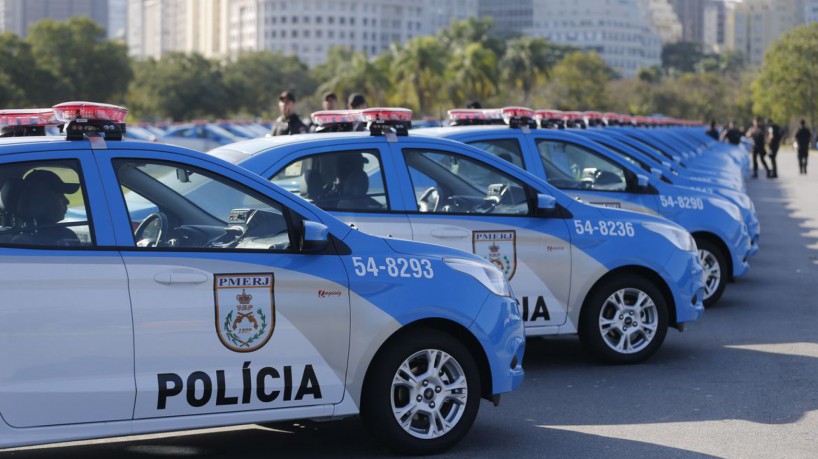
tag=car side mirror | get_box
[301,221,330,253]
[650,167,663,178]
[637,174,650,187]
[537,193,557,211]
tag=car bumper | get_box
[470,296,526,396]
[663,249,706,325]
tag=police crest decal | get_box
[214,274,276,352]
[472,230,517,280]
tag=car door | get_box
[0,153,134,427]
[390,141,573,330]
[265,145,413,240]
[530,138,660,216]
[96,150,350,419]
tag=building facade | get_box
[479,0,663,76]
[724,0,807,66]
[638,0,684,43]
[0,0,109,36]
[668,0,706,42]
[128,0,477,66]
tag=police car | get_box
[210,107,705,365]
[0,103,525,455]
[417,108,752,307]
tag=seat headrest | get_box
[0,178,23,212]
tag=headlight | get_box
[709,197,742,222]
[444,258,512,297]
[642,221,697,252]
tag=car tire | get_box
[696,238,727,308]
[360,328,481,455]
[579,274,669,364]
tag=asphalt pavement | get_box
[3,149,818,459]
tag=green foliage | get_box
[390,36,448,115]
[128,53,228,121]
[0,32,43,106]
[27,17,131,105]
[752,23,818,129]
[544,51,612,111]
[223,51,315,117]
[662,42,705,73]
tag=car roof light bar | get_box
[360,107,412,137]
[53,101,127,142]
[0,108,58,137]
[499,106,536,129]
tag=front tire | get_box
[579,274,669,364]
[361,328,481,455]
[696,238,727,308]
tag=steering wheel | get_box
[418,186,440,212]
[134,212,170,247]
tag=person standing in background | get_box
[721,121,743,145]
[271,91,308,136]
[795,119,812,175]
[347,93,368,131]
[767,118,782,178]
[746,117,771,178]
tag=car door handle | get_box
[431,227,470,239]
[154,270,210,285]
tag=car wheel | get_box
[696,238,727,308]
[579,274,669,364]
[361,328,481,455]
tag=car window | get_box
[113,160,294,251]
[269,150,389,212]
[0,159,94,248]
[536,140,627,192]
[465,139,526,169]
[403,148,530,215]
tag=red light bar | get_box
[583,111,603,120]
[52,101,128,124]
[448,109,486,121]
[563,111,583,120]
[500,106,534,119]
[603,112,621,121]
[534,110,564,120]
[0,108,57,127]
[360,107,413,123]
[311,110,363,125]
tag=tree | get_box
[390,36,448,116]
[26,17,131,105]
[499,37,573,105]
[127,53,228,121]
[543,51,612,111]
[752,23,818,130]
[661,42,704,73]
[446,42,499,107]
[0,32,48,107]
[223,51,314,117]
[315,47,389,107]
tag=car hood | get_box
[384,237,486,262]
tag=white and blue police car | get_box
[210,107,706,365]
[0,103,525,455]
[417,107,752,307]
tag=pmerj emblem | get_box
[214,274,275,352]
[472,230,517,280]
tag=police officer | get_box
[310,92,341,133]
[721,121,743,145]
[348,93,368,132]
[271,91,308,136]
[746,117,771,178]
[795,119,812,175]
[767,118,782,178]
